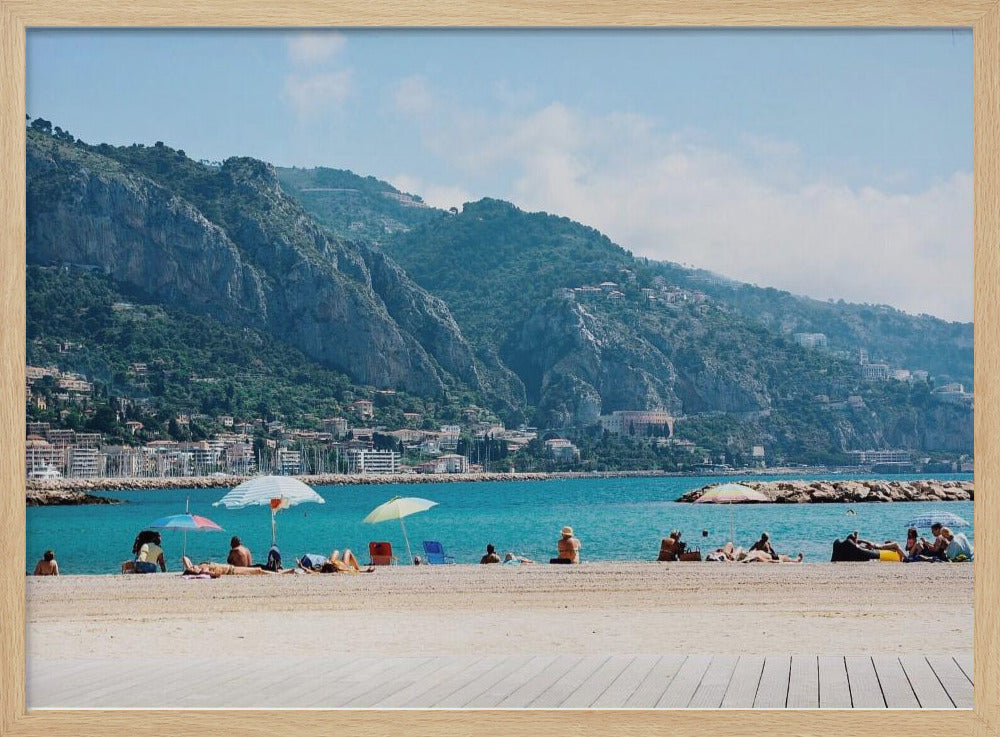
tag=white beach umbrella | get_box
[363,496,438,565]
[693,483,770,544]
[214,476,325,546]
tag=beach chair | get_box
[368,541,398,566]
[421,540,455,565]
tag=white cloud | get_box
[392,76,433,118]
[287,32,346,66]
[284,70,354,118]
[391,87,973,322]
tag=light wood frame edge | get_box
[1,2,997,736]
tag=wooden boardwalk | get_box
[29,653,974,709]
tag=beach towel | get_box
[300,553,327,569]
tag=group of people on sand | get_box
[833,523,973,562]
[117,531,375,578]
[658,530,804,563]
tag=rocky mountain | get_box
[26,124,974,462]
[26,129,481,398]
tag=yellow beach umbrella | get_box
[363,496,438,564]
[693,483,770,544]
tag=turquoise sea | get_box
[27,474,974,574]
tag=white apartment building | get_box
[347,449,399,474]
[599,410,675,437]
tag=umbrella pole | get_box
[183,529,187,559]
[729,503,735,546]
[399,515,413,565]
[271,508,277,547]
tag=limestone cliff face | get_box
[505,294,684,427]
[26,134,477,396]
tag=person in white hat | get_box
[550,526,581,564]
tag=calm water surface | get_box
[27,474,974,574]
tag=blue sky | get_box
[27,30,973,321]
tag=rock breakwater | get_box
[677,479,973,504]
[26,489,120,507]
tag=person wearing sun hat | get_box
[550,526,581,564]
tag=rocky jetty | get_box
[677,479,974,504]
[26,489,120,507]
[25,469,666,497]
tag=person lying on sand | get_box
[181,555,276,577]
[742,549,804,563]
[504,552,535,565]
[297,549,374,574]
[706,542,746,562]
[848,531,906,560]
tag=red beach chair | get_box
[368,541,398,566]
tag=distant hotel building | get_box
[599,410,675,437]
[849,449,912,465]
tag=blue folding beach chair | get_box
[422,540,455,565]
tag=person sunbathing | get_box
[181,555,274,577]
[742,549,804,563]
[849,531,906,560]
[706,542,746,561]
[298,549,373,574]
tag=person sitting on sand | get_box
[33,550,59,576]
[503,552,535,565]
[227,536,253,567]
[480,543,502,564]
[941,527,974,561]
[550,526,581,564]
[298,549,373,574]
[749,532,779,560]
[132,530,167,573]
[658,530,686,561]
[182,555,274,577]
[923,523,950,560]
[903,528,926,559]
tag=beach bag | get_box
[679,550,702,562]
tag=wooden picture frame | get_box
[1,1,996,735]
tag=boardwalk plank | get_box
[655,654,713,708]
[373,656,485,708]
[622,655,685,708]
[434,655,534,708]
[529,656,610,708]
[493,655,582,708]
[787,655,819,709]
[590,655,660,709]
[41,657,187,707]
[818,655,851,709]
[721,655,765,709]
[873,656,920,709]
[927,655,974,709]
[560,655,634,709]
[299,656,422,708]
[954,653,974,685]
[688,655,739,709]
[408,656,502,707]
[469,655,561,708]
[900,655,954,708]
[844,656,886,709]
[341,656,442,708]
[753,655,790,709]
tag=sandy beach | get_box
[27,562,972,660]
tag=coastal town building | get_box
[849,449,912,465]
[346,449,399,475]
[276,448,302,475]
[349,400,375,420]
[322,417,349,437]
[544,438,580,462]
[417,454,469,474]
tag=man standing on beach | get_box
[550,526,581,564]
[227,536,253,567]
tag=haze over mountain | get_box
[25,123,974,463]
